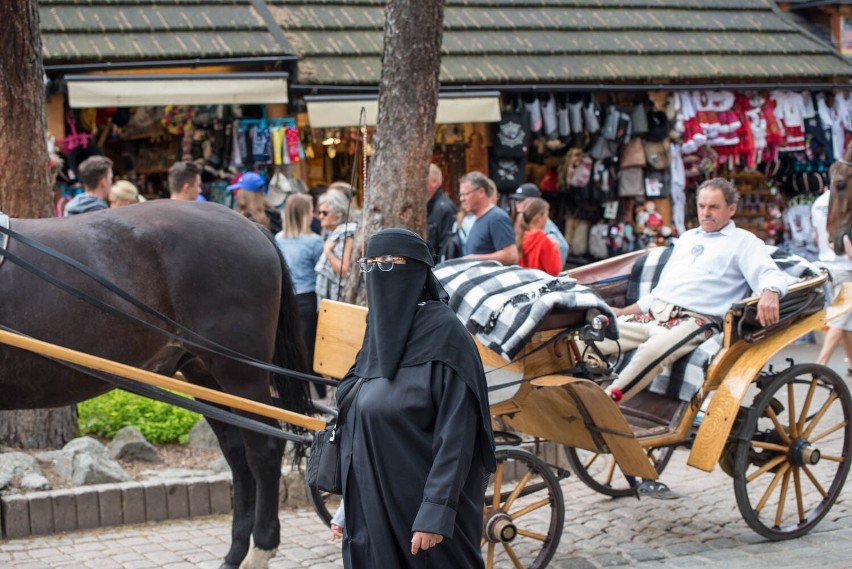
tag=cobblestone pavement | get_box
[3,342,852,569]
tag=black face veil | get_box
[353,228,443,379]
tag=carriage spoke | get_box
[802,464,828,498]
[604,455,618,486]
[793,467,805,522]
[765,405,792,445]
[802,392,839,439]
[502,542,525,569]
[747,454,789,484]
[510,497,552,520]
[492,463,503,510]
[752,441,790,453]
[796,378,818,435]
[819,453,844,463]
[516,528,548,542]
[755,462,789,513]
[503,470,534,512]
[787,383,798,438]
[486,542,494,568]
[774,468,792,527]
[583,452,601,470]
[809,420,848,444]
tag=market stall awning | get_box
[66,73,289,108]
[305,92,501,128]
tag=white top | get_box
[637,221,789,318]
[811,190,852,269]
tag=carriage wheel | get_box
[733,363,852,540]
[306,486,341,527]
[563,445,675,497]
[482,447,564,569]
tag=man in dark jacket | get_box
[426,164,458,263]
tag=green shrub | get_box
[77,389,202,444]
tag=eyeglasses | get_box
[357,255,407,273]
[458,187,483,199]
[317,210,331,217]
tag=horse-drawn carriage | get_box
[312,246,852,569]
[1,200,851,569]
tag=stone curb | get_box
[0,474,233,539]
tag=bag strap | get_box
[336,377,365,427]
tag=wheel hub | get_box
[484,510,517,543]
[789,438,820,468]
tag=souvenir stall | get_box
[489,89,852,264]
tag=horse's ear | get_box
[844,140,852,164]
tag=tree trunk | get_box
[342,0,444,305]
[0,0,78,448]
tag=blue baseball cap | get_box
[227,172,265,192]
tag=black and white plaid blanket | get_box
[629,245,822,401]
[434,259,618,361]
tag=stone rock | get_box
[187,419,219,449]
[280,469,308,508]
[207,455,230,473]
[54,436,131,485]
[20,472,51,491]
[108,426,161,462]
[0,452,46,491]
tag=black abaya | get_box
[340,362,486,569]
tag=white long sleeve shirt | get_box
[637,222,789,319]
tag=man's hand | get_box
[757,289,781,327]
[411,531,443,555]
[613,303,641,318]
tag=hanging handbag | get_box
[305,377,364,495]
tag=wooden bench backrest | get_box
[313,299,367,380]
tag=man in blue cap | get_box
[509,182,569,266]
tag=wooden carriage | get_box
[313,248,852,569]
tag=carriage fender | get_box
[687,292,852,472]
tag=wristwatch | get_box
[763,286,782,297]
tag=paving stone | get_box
[1,495,31,538]
[187,479,211,517]
[73,487,100,530]
[209,477,232,514]
[118,482,145,525]
[628,546,667,562]
[141,481,167,522]
[98,484,124,528]
[165,481,189,520]
[51,490,78,534]
[28,493,54,536]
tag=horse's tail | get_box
[265,230,314,420]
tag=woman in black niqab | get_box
[337,228,495,569]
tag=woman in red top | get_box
[516,198,562,276]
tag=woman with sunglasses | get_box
[314,188,359,305]
[335,228,495,568]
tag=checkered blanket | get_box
[434,259,618,361]
[629,246,822,401]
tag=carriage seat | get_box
[608,245,825,404]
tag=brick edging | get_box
[0,474,233,539]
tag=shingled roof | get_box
[40,0,295,65]
[269,0,852,86]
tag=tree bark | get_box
[0,0,78,448]
[342,0,444,306]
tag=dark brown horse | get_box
[0,200,311,569]
[827,141,852,256]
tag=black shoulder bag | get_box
[306,378,364,495]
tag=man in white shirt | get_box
[592,178,788,403]
[811,188,852,371]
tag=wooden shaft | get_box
[0,328,326,432]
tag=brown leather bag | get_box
[619,137,646,168]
